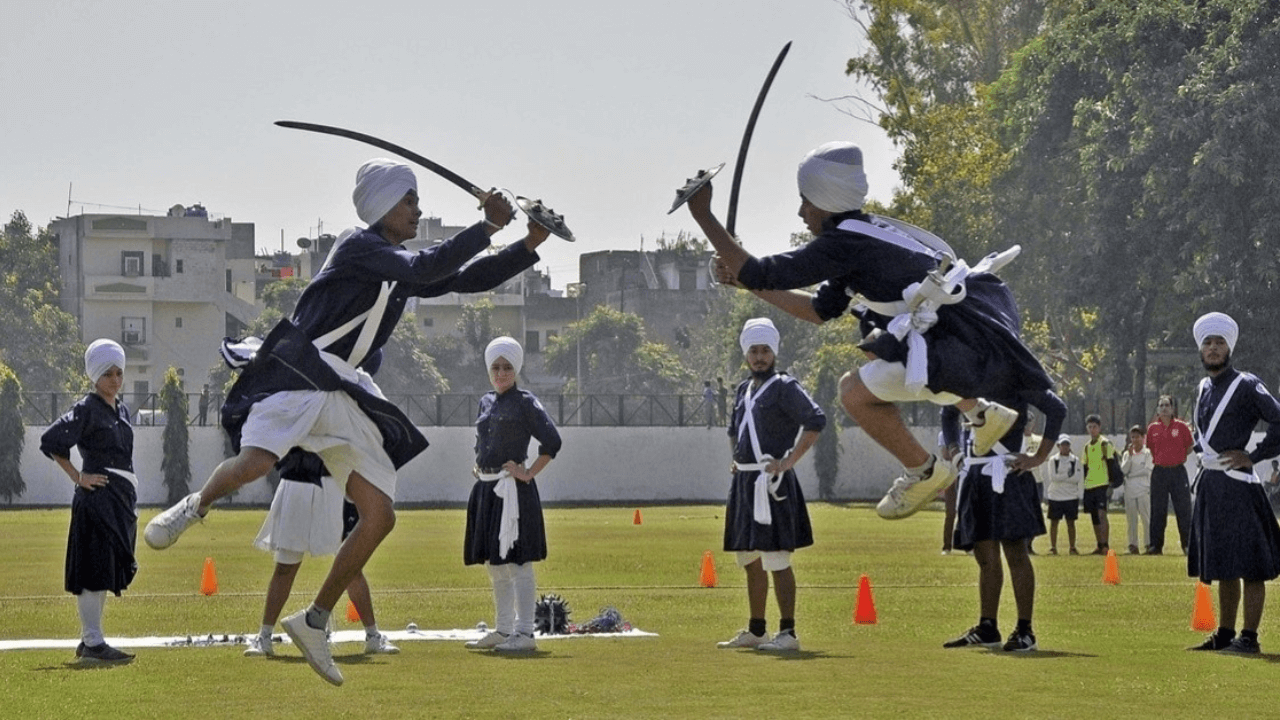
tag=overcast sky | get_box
[3,0,900,288]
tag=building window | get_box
[176,259,184,273]
[121,317,146,345]
[175,317,183,328]
[121,251,144,277]
[226,269,232,292]
[525,330,540,353]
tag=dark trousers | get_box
[1150,464,1192,552]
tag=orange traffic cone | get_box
[1191,582,1216,632]
[853,574,878,625]
[346,599,361,623]
[699,551,718,588]
[1102,549,1121,585]
[200,557,218,596]
[633,509,643,525]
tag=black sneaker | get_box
[1220,636,1261,654]
[79,642,135,664]
[1002,629,1038,652]
[1188,632,1234,651]
[943,624,1002,648]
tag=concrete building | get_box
[51,204,259,401]
[577,246,716,353]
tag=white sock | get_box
[488,563,516,635]
[512,563,537,636]
[364,624,380,639]
[259,624,273,639]
[76,590,107,646]
[906,455,935,478]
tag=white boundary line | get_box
[0,627,657,651]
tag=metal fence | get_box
[19,390,1151,432]
[19,389,950,429]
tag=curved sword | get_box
[274,120,576,241]
[725,41,791,237]
[276,120,486,201]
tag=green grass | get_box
[1,504,1275,719]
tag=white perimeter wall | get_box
[14,427,1202,507]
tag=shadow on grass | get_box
[986,649,1098,659]
[35,660,136,672]
[756,650,848,661]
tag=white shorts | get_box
[253,477,345,559]
[859,359,961,405]
[736,550,793,572]
[240,387,397,500]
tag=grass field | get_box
[1,503,1275,719]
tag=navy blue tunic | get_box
[723,373,825,553]
[1187,368,1280,583]
[464,387,562,566]
[736,211,1052,401]
[222,227,538,470]
[41,394,138,595]
[944,388,1065,549]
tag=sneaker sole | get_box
[282,615,343,686]
[970,405,1018,456]
[877,466,958,520]
[943,641,1002,649]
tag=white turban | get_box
[1193,311,1239,352]
[485,336,524,375]
[740,318,780,356]
[85,339,126,382]
[797,141,869,213]
[352,158,417,225]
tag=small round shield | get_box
[516,197,576,242]
[667,163,725,215]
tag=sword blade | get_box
[725,41,792,237]
[275,120,485,200]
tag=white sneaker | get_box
[144,492,203,550]
[717,630,769,649]
[757,630,800,652]
[282,610,343,686]
[244,634,275,657]
[967,402,1018,456]
[464,631,509,649]
[876,459,957,520]
[492,632,537,652]
[363,633,399,655]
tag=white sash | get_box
[104,467,139,489]
[963,455,1010,495]
[224,280,398,371]
[1195,375,1259,484]
[835,218,1020,394]
[312,280,398,368]
[736,375,786,524]
[477,468,521,558]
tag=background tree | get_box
[0,363,26,503]
[0,211,83,393]
[990,0,1280,423]
[545,306,693,394]
[159,367,190,504]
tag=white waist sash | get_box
[104,467,139,489]
[839,216,1021,394]
[736,460,786,525]
[477,468,520,558]
[963,455,1010,495]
